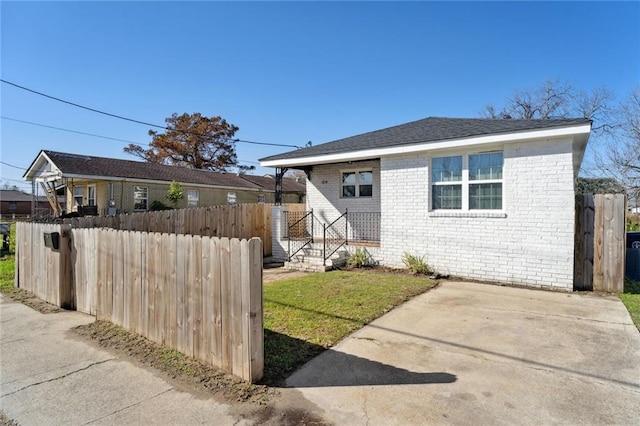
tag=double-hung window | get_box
[133,186,148,211]
[431,156,463,209]
[187,189,199,208]
[469,152,503,210]
[74,187,83,207]
[431,152,503,211]
[342,171,373,198]
[87,185,96,206]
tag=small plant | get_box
[402,252,432,275]
[150,200,172,211]
[347,248,370,268]
[167,181,184,207]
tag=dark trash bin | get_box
[626,232,640,282]
[0,223,10,252]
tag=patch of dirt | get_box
[1,288,62,314]
[0,410,18,426]
[72,320,273,404]
[263,267,310,283]
[72,321,329,425]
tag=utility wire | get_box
[0,116,263,167]
[0,160,27,170]
[1,79,301,148]
[1,116,143,145]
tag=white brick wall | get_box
[380,137,577,290]
[306,160,381,222]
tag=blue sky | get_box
[1,1,639,192]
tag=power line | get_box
[0,161,27,170]
[1,79,301,148]
[0,176,30,185]
[0,116,264,168]
[1,116,144,145]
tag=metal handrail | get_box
[287,210,314,261]
[323,209,348,265]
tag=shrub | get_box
[402,252,432,275]
[167,181,184,207]
[150,200,172,211]
[347,248,370,268]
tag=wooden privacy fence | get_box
[63,203,275,257]
[14,222,74,308]
[15,223,264,383]
[574,194,626,292]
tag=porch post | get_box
[275,167,288,205]
[271,204,288,261]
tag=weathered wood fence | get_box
[574,194,626,292]
[15,223,264,382]
[15,222,74,308]
[62,203,277,257]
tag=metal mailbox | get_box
[43,232,60,250]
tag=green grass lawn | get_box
[620,278,640,331]
[262,269,435,385]
[0,255,15,294]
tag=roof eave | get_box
[261,124,592,168]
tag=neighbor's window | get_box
[133,186,148,211]
[257,194,266,203]
[74,186,83,206]
[431,152,503,211]
[227,192,237,204]
[342,170,373,198]
[187,189,199,208]
[87,185,96,206]
[8,202,17,211]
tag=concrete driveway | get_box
[287,281,640,425]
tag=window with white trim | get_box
[431,152,503,211]
[87,185,96,206]
[341,170,373,198]
[227,192,237,204]
[187,189,199,208]
[133,186,148,211]
[74,186,83,207]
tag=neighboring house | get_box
[261,117,592,291]
[23,150,305,216]
[0,189,59,218]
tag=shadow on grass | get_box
[624,278,640,294]
[262,329,456,388]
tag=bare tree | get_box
[603,86,640,204]
[482,79,574,119]
[480,80,640,203]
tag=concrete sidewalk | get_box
[287,281,640,425]
[0,294,244,425]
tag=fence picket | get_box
[15,215,267,382]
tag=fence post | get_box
[58,224,74,309]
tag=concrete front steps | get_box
[284,245,349,272]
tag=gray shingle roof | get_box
[41,151,304,193]
[0,190,48,203]
[260,117,592,162]
[238,174,306,193]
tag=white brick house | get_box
[261,117,592,291]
